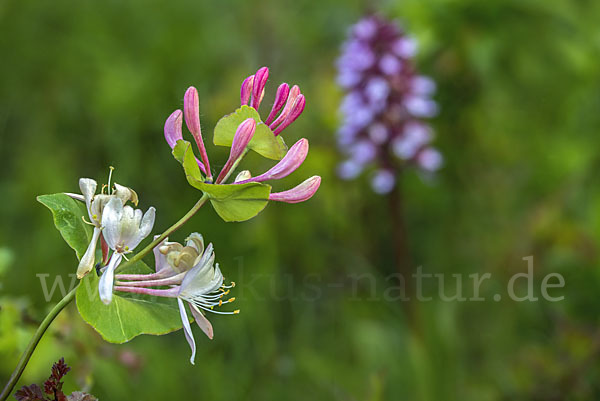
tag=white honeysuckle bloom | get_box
[176,243,238,364]
[69,177,139,279]
[99,197,155,305]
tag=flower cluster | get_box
[58,67,321,364]
[113,233,235,364]
[164,67,320,202]
[336,15,442,194]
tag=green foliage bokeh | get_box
[1,0,600,399]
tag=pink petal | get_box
[273,94,305,136]
[190,303,214,339]
[240,75,254,106]
[269,85,301,130]
[184,86,212,178]
[251,66,269,109]
[265,83,290,125]
[216,118,256,183]
[164,109,183,149]
[240,138,308,183]
[269,175,321,203]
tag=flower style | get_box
[113,235,237,364]
[98,197,156,304]
[163,67,321,211]
[67,175,138,278]
[336,15,442,194]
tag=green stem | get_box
[0,194,210,400]
[115,193,209,273]
[0,286,77,401]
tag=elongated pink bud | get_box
[165,108,206,173]
[269,85,301,130]
[265,83,290,125]
[216,118,256,183]
[269,176,321,203]
[273,94,305,136]
[240,75,254,106]
[239,139,308,183]
[184,87,212,179]
[164,109,183,149]
[251,67,269,109]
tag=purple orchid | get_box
[336,15,442,194]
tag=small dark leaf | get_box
[14,384,47,401]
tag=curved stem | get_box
[1,194,209,400]
[115,193,209,273]
[0,286,77,401]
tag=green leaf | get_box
[37,193,92,260]
[76,261,184,343]
[199,181,271,222]
[173,140,204,186]
[213,105,287,160]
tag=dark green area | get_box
[1,0,600,399]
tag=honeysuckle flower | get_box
[99,197,155,305]
[66,176,138,279]
[336,15,442,194]
[113,239,237,364]
[239,67,306,137]
[165,68,321,210]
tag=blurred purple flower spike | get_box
[335,15,442,193]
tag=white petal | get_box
[178,298,197,364]
[139,207,156,239]
[127,207,155,250]
[76,227,101,279]
[65,193,85,202]
[179,244,216,296]
[79,178,97,216]
[99,252,123,305]
[101,197,123,249]
[190,303,214,339]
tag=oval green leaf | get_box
[37,193,93,260]
[213,105,287,160]
[174,139,272,222]
[76,261,184,344]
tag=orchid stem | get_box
[0,286,77,401]
[0,194,210,400]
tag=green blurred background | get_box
[2,0,600,399]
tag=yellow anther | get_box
[231,282,236,287]
[218,300,223,306]
[92,214,98,220]
[229,297,236,302]
[233,310,240,314]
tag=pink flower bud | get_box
[164,109,206,173]
[239,139,308,183]
[251,67,269,109]
[184,87,212,179]
[164,109,183,149]
[273,94,305,136]
[240,75,254,106]
[269,85,301,130]
[265,83,290,125]
[216,118,256,183]
[269,176,321,203]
